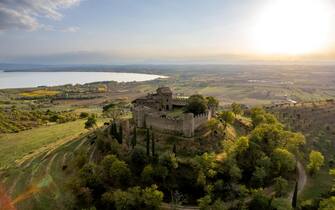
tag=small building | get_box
[132,87,173,111]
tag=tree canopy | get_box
[185,94,208,115]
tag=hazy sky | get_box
[0,0,335,64]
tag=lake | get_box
[0,71,165,89]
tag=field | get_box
[2,65,335,107]
[0,65,335,209]
[0,120,88,169]
[20,89,60,97]
[0,118,108,209]
[0,132,95,210]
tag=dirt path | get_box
[61,152,68,167]
[45,154,58,175]
[74,138,88,151]
[89,146,97,162]
[162,203,199,210]
[8,173,22,195]
[289,161,307,201]
[29,159,48,184]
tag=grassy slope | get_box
[0,120,88,169]
[0,119,108,209]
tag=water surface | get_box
[0,71,165,89]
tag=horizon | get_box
[1,0,335,65]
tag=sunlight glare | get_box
[251,0,334,55]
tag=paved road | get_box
[289,161,307,201]
[162,203,199,210]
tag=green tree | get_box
[146,128,150,156]
[218,111,235,130]
[329,168,335,192]
[112,189,134,210]
[250,107,278,128]
[197,195,212,210]
[103,103,123,122]
[80,112,89,119]
[231,102,243,117]
[292,182,298,209]
[78,163,103,190]
[235,136,249,154]
[185,94,207,115]
[194,152,217,182]
[110,160,131,186]
[141,164,154,184]
[117,124,123,144]
[272,198,292,210]
[307,150,324,175]
[142,185,164,210]
[74,150,88,169]
[249,193,272,210]
[130,148,148,175]
[273,176,289,197]
[206,96,219,110]
[319,196,335,210]
[151,131,155,157]
[85,115,97,129]
[271,148,296,175]
[131,126,137,149]
[172,144,177,155]
[101,154,118,176]
[207,118,221,137]
[218,111,235,139]
[251,167,267,187]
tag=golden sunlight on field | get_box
[20,90,60,97]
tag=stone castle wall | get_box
[172,98,188,106]
[145,113,184,134]
[133,105,211,137]
[194,111,211,128]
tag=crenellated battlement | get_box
[132,87,211,137]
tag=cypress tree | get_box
[173,144,177,156]
[131,126,137,149]
[111,122,117,138]
[292,181,298,209]
[151,131,155,157]
[110,122,115,136]
[118,124,123,144]
[146,128,150,156]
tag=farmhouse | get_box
[132,87,212,137]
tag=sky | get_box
[0,0,335,64]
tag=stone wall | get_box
[133,105,211,137]
[145,113,184,134]
[172,98,188,106]
[194,111,211,129]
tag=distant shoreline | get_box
[0,71,167,90]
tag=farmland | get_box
[0,65,335,209]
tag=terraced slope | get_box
[0,120,88,169]
[0,120,107,209]
[0,134,94,210]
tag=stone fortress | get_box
[132,87,212,137]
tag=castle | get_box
[132,87,212,137]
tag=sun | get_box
[251,0,334,55]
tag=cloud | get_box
[0,0,82,31]
[62,26,80,32]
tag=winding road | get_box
[289,161,307,201]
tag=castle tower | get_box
[183,113,194,137]
[156,87,173,111]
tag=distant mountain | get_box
[0,63,55,71]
